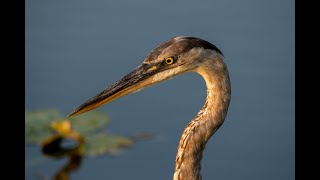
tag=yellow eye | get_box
[164,57,174,65]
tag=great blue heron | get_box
[69,36,231,180]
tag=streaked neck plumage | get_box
[173,55,231,180]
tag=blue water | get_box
[25,0,294,179]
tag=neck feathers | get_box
[173,55,231,180]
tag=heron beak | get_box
[68,63,158,117]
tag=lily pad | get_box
[25,109,109,144]
[25,109,135,157]
[68,111,109,135]
[85,134,134,157]
[25,109,62,144]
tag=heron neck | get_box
[173,56,231,180]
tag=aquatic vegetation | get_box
[25,109,134,157]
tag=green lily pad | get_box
[84,134,134,157]
[25,109,136,157]
[25,109,109,144]
[25,109,62,144]
[68,111,109,135]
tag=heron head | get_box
[69,36,223,116]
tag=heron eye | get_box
[164,57,175,65]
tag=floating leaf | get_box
[84,134,134,157]
[25,109,109,144]
[68,111,109,135]
[25,109,138,158]
[25,109,63,144]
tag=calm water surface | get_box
[26,0,294,179]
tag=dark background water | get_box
[25,0,294,179]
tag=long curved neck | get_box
[173,56,231,180]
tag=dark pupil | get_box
[166,59,172,63]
